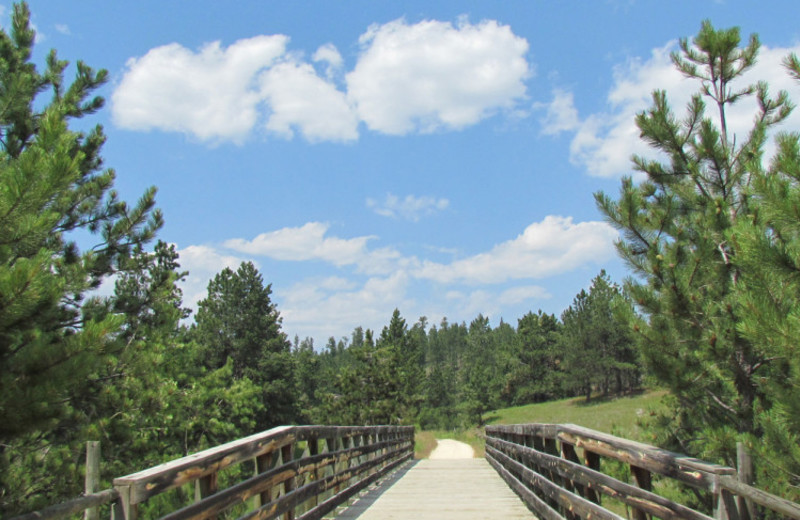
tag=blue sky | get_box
[16,1,800,344]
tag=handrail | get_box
[11,425,414,520]
[485,423,800,520]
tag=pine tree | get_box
[506,310,562,404]
[725,54,800,499]
[0,2,162,444]
[595,22,792,468]
[193,261,296,429]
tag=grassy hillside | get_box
[485,389,667,440]
[416,389,667,458]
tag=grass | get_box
[484,389,668,441]
[415,389,668,459]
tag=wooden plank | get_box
[486,437,714,520]
[84,441,101,520]
[114,426,296,504]
[297,451,412,520]
[486,455,566,520]
[241,442,412,520]
[736,442,754,520]
[487,446,624,520]
[719,475,800,520]
[630,465,652,520]
[157,437,410,520]
[8,489,120,520]
[556,425,733,490]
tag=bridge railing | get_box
[485,423,800,520]
[12,425,414,520]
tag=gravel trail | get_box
[429,439,474,459]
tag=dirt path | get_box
[429,439,475,459]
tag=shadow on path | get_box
[332,459,419,519]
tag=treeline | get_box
[298,270,640,430]
[4,2,800,514]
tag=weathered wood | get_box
[487,445,625,520]
[719,475,800,520]
[294,450,412,520]
[84,441,101,520]
[486,436,714,520]
[9,489,120,520]
[154,434,411,520]
[486,455,566,520]
[556,424,734,490]
[240,442,412,520]
[736,442,754,520]
[254,452,274,509]
[114,425,296,505]
[630,465,652,520]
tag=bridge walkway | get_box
[334,457,535,519]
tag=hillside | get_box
[485,389,668,441]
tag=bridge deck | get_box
[334,458,535,519]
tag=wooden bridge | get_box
[13,424,800,520]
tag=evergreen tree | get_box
[193,261,296,429]
[0,1,162,443]
[595,22,792,468]
[726,53,800,499]
[505,310,562,404]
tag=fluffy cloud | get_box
[537,88,580,136]
[278,272,413,341]
[174,215,612,341]
[224,222,372,265]
[260,61,358,142]
[415,216,617,284]
[223,222,412,276]
[112,36,288,143]
[366,193,450,221]
[347,18,530,134]
[112,18,531,143]
[557,42,800,178]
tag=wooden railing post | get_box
[308,436,319,509]
[737,442,754,520]
[583,450,602,505]
[630,464,652,520]
[253,452,274,509]
[194,472,218,520]
[84,441,100,520]
[281,441,295,520]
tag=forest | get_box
[1,2,800,516]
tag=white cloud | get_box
[278,272,412,341]
[260,60,358,142]
[175,215,612,341]
[537,88,580,135]
[223,222,413,276]
[415,216,617,284]
[112,36,288,143]
[54,23,70,36]
[346,18,531,134]
[564,41,800,178]
[366,193,450,221]
[313,43,343,78]
[112,18,531,143]
[224,222,372,265]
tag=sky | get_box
[14,1,800,345]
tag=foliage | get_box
[560,271,639,401]
[193,261,297,429]
[596,21,800,498]
[0,1,161,444]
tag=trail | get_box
[429,438,474,459]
